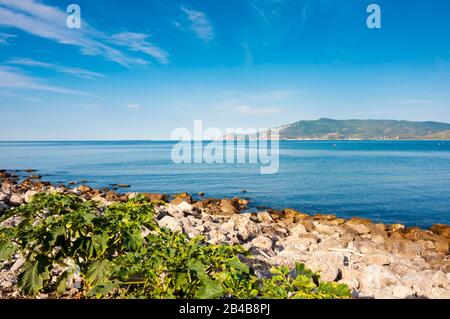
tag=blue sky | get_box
[1,0,450,140]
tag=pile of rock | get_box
[154,197,449,298]
[1,169,449,299]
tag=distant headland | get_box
[225,118,450,140]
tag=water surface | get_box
[0,140,449,228]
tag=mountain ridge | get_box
[225,118,450,140]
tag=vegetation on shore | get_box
[0,193,351,299]
[242,118,450,140]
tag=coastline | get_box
[1,168,449,299]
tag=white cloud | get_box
[231,105,279,115]
[109,32,169,65]
[0,32,16,44]
[181,6,214,41]
[7,58,106,79]
[0,0,166,66]
[0,66,92,95]
[127,102,140,109]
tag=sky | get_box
[1,0,450,140]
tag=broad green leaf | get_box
[86,259,112,286]
[56,271,69,295]
[195,279,224,299]
[187,259,208,281]
[18,259,50,296]
[317,282,351,298]
[91,232,109,256]
[227,256,249,273]
[123,230,143,251]
[175,272,187,290]
[0,241,18,260]
[292,275,316,291]
[87,281,119,298]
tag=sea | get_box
[0,140,449,228]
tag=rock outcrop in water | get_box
[0,169,449,299]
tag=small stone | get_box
[10,257,25,273]
[389,224,405,232]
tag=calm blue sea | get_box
[0,140,449,228]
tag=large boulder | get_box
[315,223,339,236]
[143,193,167,202]
[401,270,450,299]
[0,191,7,202]
[358,265,403,298]
[0,202,9,214]
[9,194,24,206]
[170,192,192,206]
[24,190,37,203]
[429,224,450,240]
[345,219,371,235]
[224,214,260,241]
[219,199,239,216]
[77,185,92,194]
[248,235,274,250]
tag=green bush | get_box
[0,193,351,299]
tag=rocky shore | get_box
[1,169,449,299]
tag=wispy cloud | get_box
[109,32,169,65]
[249,2,269,22]
[0,66,92,95]
[6,58,106,79]
[241,43,254,66]
[231,105,279,115]
[0,32,16,44]
[0,0,166,66]
[127,102,140,109]
[181,6,214,42]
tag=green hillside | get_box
[277,118,450,140]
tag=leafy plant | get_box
[0,193,351,299]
